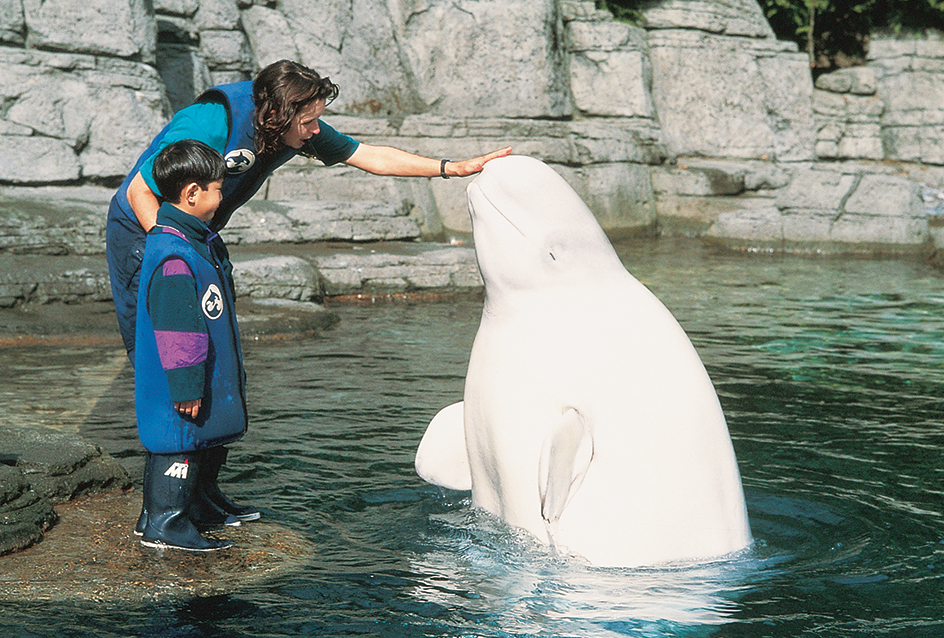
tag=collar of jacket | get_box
[153,202,213,263]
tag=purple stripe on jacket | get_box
[154,330,208,370]
[162,257,192,277]
[161,226,188,241]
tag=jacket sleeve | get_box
[138,102,229,195]
[301,119,359,165]
[146,256,208,403]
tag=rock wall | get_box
[2,0,944,255]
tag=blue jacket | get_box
[134,208,247,454]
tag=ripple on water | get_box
[1,240,943,636]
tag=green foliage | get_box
[594,0,644,25]
[757,0,944,62]
[596,1,944,72]
[761,0,827,40]
[868,0,944,33]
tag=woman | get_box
[107,59,511,361]
[107,59,511,527]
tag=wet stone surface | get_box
[0,425,131,555]
[0,490,314,602]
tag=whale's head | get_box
[466,156,622,299]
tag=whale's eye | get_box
[549,252,556,261]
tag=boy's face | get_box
[190,180,224,223]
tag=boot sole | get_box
[234,512,261,521]
[135,519,240,535]
[193,520,242,532]
[140,538,232,551]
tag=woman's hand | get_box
[346,144,513,178]
[444,147,513,178]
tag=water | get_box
[2,238,943,637]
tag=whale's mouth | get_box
[471,184,526,239]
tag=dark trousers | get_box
[105,197,146,362]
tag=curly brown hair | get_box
[252,60,340,157]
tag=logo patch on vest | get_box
[225,149,255,174]
[202,284,224,320]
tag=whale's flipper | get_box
[415,402,472,491]
[538,408,594,535]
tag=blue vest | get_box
[195,82,298,230]
[113,81,298,232]
[134,226,247,454]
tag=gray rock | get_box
[157,42,213,112]
[0,186,112,255]
[0,464,59,556]
[704,202,783,246]
[560,0,611,22]
[311,244,481,297]
[0,255,112,307]
[282,0,429,118]
[23,0,156,62]
[0,135,82,184]
[815,66,877,95]
[557,162,657,232]
[239,4,298,67]
[199,29,252,71]
[233,255,321,301]
[401,0,571,118]
[225,199,421,244]
[0,48,169,184]
[567,19,654,118]
[236,297,338,335]
[0,0,25,46]
[0,425,132,556]
[641,0,776,38]
[570,49,654,118]
[3,0,944,261]
[647,29,813,161]
[706,165,929,251]
[156,0,201,17]
[194,0,241,30]
[0,426,132,502]
[871,31,944,165]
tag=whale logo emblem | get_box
[202,284,224,320]
[225,149,255,174]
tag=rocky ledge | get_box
[0,184,484,310]
[0,489,314,602]
[0,425,131,555]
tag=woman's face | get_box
[281,99,326,149]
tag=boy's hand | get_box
[175,399,201,418]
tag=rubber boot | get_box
[140,451,232,552]
[134,452,153,536]
[190,479,242,531]
[200,446,261,522]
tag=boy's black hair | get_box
[153,139,227,203]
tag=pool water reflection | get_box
[1,238,942,637]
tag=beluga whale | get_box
[415,155,752,568]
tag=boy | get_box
[134,139,257,551]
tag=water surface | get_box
[1,238,942,637]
